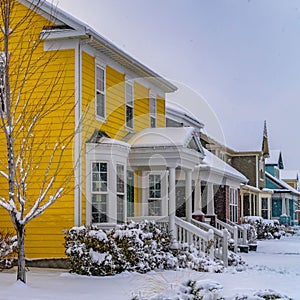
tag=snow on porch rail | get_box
[190,218,228,267]
[216,219,238,253]
[175,217,228,267]
[226,219,248,245]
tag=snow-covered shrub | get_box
[65,221,224,276]
[65,221,174,276]
[227,251,246,270]
[132,279,224,300]
[242,217,281,240]
[172,243,224,273]
[65,226,118,276]
[0,231,17,271]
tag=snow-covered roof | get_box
[18,0,177,93]
[265,172,300,196]
[128,127,197,148]
[265,150,283,166]
[280,170,299,181]
[200,149,248,183]
[98,137,130,148]
[166,102,204,131]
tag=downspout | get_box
[74,39,82,226]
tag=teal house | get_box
[265,150,300,225]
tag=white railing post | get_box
[169,167,176,241]
[242,227,248,244]
[222,229,228,267]
[233,226,238,253]
[207,229,214,259]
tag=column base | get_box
[205,214,217,227]
[192,210,205,222]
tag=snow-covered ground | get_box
[0,233,299,299]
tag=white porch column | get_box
[169,167,176,239]
[185,169,192,222]
[138,170,147,216]
[206,182,215,215]
[194,178,202,212]
[282,197,287,215]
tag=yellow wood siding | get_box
[134,82,150,131]
[0,2,75,258]
[156,95,166,128]
[0,2,169,259]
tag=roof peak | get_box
[262,120,270,158]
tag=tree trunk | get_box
[16,224,26,283]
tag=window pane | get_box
[92,162,107,192]
[96,66,105,92]
[126,105,133,128]
[150,116,156,128]
[149,199,162,216]
[262,198,268,209]
[127,170,134,217]
[97,92,105,118]
[125,82,133,106]
[117,165,125,193]
[117,195,124,224]
[92,194,107,223]
[150,97,156,115]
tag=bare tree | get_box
[0,0,75,283]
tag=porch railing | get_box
[216,219,238,252]
[127,216,229,266]
[177,217,228,267]
[226,219,248,245]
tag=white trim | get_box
[74,39,82,226]
[125,80,134,130]
[95,64,106,121]
[149,93,156,128]
[85,141,130,225]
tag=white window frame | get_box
[95,65,106,120]
[148,173,162,216]
[150,94,156,128]
[125,81,134,130]
[91,161,108,223]
[261,197,269,219]
[229,188,238,223]
[116,164,125,223]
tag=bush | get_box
[65,221,224,276]
[0,231,17,271]
[242,216,282,240]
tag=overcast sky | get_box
[57,0,300,171]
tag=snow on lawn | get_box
[0,233,299,299]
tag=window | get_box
[150,95,156,128]
[91,162,108,223]
[229,188,238,223]
[127,170,134,217]
[125,82,133,129]
[96,65,105,119]
[116,164,125,223]
[148,174,161,216]
[261,197,269,219]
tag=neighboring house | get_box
[1,0,208,260]
[166,103,248,225]
[265,150,300,225]
[280,170,299,190]
[200,122,273,221]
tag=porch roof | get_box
[199,149,248,183]
[265,171,300,196]
[127,127,204,170]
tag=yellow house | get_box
[0,0,207,261]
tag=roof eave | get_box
[20,0,177,94]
